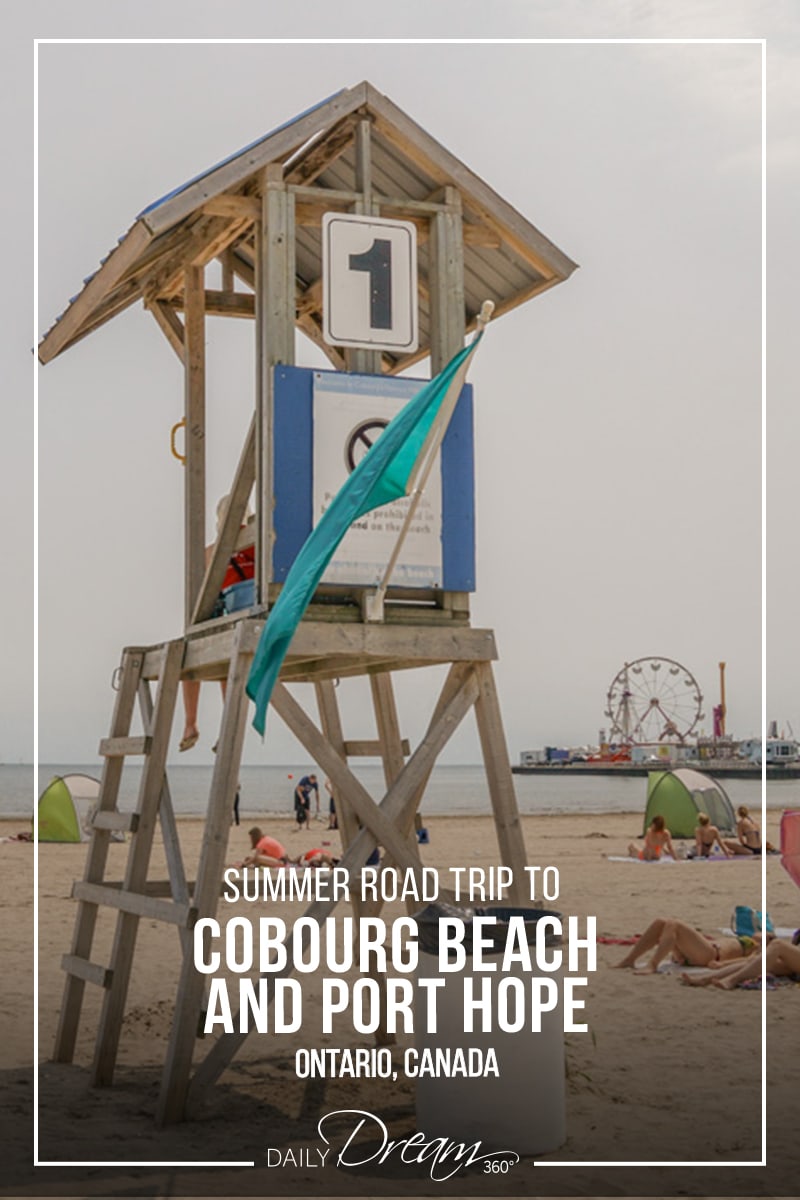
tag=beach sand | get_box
[2,809,798,1197]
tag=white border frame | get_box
[35,35,767,1171]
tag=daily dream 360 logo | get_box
[265,1109,520,1182]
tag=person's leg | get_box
[181,680,200,747]
[680,956,755,987]
[764,939,800,977]
[723,840,752,856]
[666,921,720,968]
[711,952,765,990]
[614,919,667,967]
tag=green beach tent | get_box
[644,768,735,838]
[37,774,101,842]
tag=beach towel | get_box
[607,855,680,864]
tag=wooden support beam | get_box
[184,265,206,628]
[255,165,296,608]
[148,300,185,362]
[343,737,410,757]
[190,416,256,626]
[54,649,144,1064]
[472,660,528,903]
[158,624,253,1126]
[314,680,360,851]
[187,663,479,1106]
[345,120,381,376]
[138,678,192,957]
[270,683,421,875]
[202,195,260,220]
[168,290,255,319]
[429,186,465,374]
[38,221,152,364]
[285,115,358,186]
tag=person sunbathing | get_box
[724,804,763,855]
[692,812,731,858]
[293,848,340,869]
[680,937,799,989]
[627,814,679,861]
[613,917,761,974]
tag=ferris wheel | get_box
[604,657,705,745]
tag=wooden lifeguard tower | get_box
[38,81,577,1125]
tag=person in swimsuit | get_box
[613,917,760,974]
[724,804,763,855]
[628,814,679,861]
[692,812,731,858]
[680,936,799,989]
[293,848,340,868]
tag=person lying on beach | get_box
[680,937,799,990]
[293,848,340,869]
[627,814,679,861]
[613,917,761,974]
[691,812,731,858]
[241,827,289,867]
[723,805,763,855]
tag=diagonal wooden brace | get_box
[186,664,480,1112]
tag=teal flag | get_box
[246,335,482,735]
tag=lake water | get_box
[3,762,792,821]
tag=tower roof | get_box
[38,81,577,369]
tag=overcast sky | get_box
[7,4,797,766]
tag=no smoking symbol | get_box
[345,419,388,473]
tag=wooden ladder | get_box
[53,638,190,1083]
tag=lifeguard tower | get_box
[39,81,577,1124]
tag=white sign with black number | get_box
[322,212,418,352]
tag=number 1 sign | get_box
[322,212,418,353]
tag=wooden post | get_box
[314,680,360,849]
[472,660,528,902]
[157,624,253,1125]
[428,185,464,374]
[184,265,206,627]
[255,164,296,608]
[345,119,381,377]
[429,184,469,619]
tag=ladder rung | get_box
[61,954,113,989]
[98,735,152,757]
[72,881,196,927]
[92,810,139,834]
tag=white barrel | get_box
[414,950,566,1155]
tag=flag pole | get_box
[364,300,495,622]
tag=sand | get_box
[1,808,798,1197]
